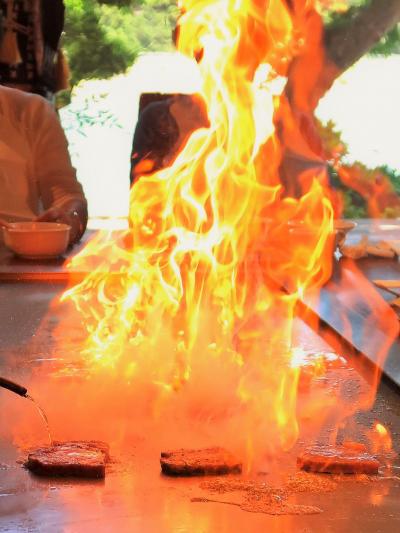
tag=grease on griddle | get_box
[194,472,339,515]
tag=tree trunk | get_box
[279,0,400,198]
[321,0,400,95]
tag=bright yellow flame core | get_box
[64,0,334,455]
[370,422,393,455]
[375,423,387,437]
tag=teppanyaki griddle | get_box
[300,255,400,388]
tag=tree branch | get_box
[323,0,400,82]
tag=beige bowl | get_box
[2,222,71,259]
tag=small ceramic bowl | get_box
[2,222,71,259]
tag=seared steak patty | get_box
[25,441,109,478]
[52,440,110,461]
[160,446,242,476]
[297,445,380,475]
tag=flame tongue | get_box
[63,0,335,459]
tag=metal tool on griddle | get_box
[372,280,400,297]
[300,261,400,388]
[0,376,52,442]
[373,280,400,306]
[0,376,28,397]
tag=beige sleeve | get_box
[28,97,87,211]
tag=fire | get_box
[364,422,395,473]
[370,422,393,455]
[62,0,337,461]
[337,164,400,219]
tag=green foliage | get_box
[323,0,400,56]
[63,0,135,85]
[63,0,399,87]
[63,0,178,86]
[370,25,400,56]
[96,0,135,5]
[320,0,367,24]
[318,119,348,161]
[60,93,122,161]
[319,120,400,219]
[379,165,400,195]
[98,0,178,56]
[62,94,122,136]
[327,164,368,218]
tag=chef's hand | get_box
[36,202,87,245]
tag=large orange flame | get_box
[62,0,336,461]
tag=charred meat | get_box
[161,446,242,476]
[25,441,110,478]
[297,445,379,475]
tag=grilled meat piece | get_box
[160,446,242,476]
[52,440,110,461]
[297,445,380,475]
[25,441,109,478]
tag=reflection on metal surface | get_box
[377,225,400,231]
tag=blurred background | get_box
[58,0,400,224]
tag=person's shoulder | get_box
[0,86,52,118]
[0,85,42,105]
[0,87,59,139]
